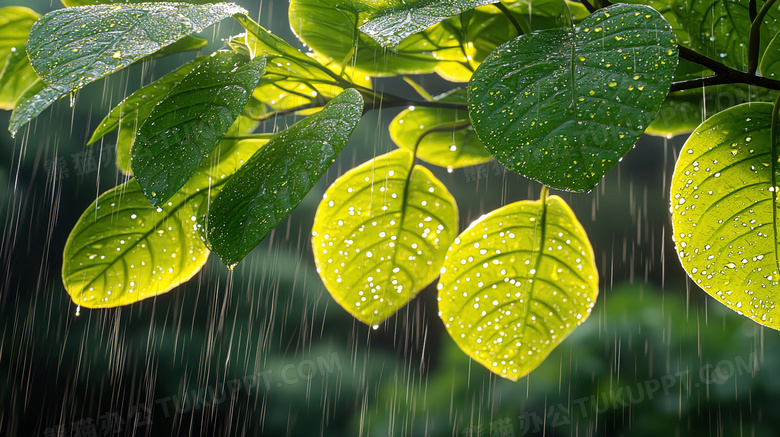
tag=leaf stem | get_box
[494,3,524,35]
[539,185,549,203]
[750,0,758,21]
[748,0,778,75]
[672,46,780,91]
[402,76,435,101]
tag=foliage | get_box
[4,0,780,381]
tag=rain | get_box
[0,0,777,436]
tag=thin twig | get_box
[748,0,778,75]
[494,2,524,35]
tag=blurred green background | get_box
[0,1,777,436]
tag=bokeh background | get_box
[0,0,777,436]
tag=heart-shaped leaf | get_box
[670,102,780,329]
[438,194,598,380]
[312,149,459,325]
[132,51,265,206]
[27,2,245,93]
[359,0,497,47]
[468,4,678,192]
[205,88,364,267]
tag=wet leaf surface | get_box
[671,102,780,329]
[359,0,497,47]
[439,194,598,380]
[27,2,245,93]
[468,4,678,191]
[312,149,459,325]
[132,51,265,206]
[205,88,364,267]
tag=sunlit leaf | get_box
[312,149,459,325]
[289,0,443,76]
[0,46,39,111]
[0,6,38,53]
[438,194,598,380]
[359,0,497,47]
[390,89,491,168]
[132,51,265,206]
[670,102,780,329]
[62,136,269,308]
[233,15,371,113]
[27,2,245,93]
[468,4,678,191]
[0,7,40,111]
[205,88,364,267]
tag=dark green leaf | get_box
[27,2,245,93]
[312,149,459,325]
[205,88,364,267]
[390,89,491,168]
[87,57,206,175]
[683,0,780,71]
[132,51,265,206]
[670,102,780,329]
[438,194,598,379]
[8,82,67,136]
[468,4,678,191]
[62,0,217,6]
[359,0,497,47]
[140,35,208,60]
[760,31,780,79]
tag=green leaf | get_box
[62,136,270,308]
[141,35,208,60]
[0,46,39,111]
[62,179,210,308]
[0,6,38,53]
[438,194,598,380]
[359,0,498,47]
[88,57,206,174]
[62,0,217,6]
[132,51,266,206]
[27,2,246,94]
[670,102,780,329]
[0,7,41,110]
[620,0,691,46]
[683,0,780,71]
[468,4,678,192]
[390,89,492,168]
[289,0,444,76]
[233,15,370,113]
[760,31,780,79]
[311,149,459,325]
[205,88,364,267]
[8,82,67,136]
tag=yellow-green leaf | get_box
[312,149,459,325]
[389,89,491,169]
[62,137,269,308]
[670,102,780,329]
[438,194,598,380]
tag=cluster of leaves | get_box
[3,0,780,380]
